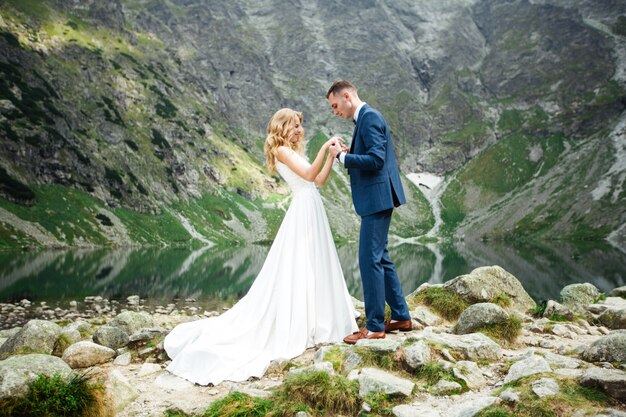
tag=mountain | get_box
[0,0,624,249]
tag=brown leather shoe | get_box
[384,319,412,333]
[343,327,386,344]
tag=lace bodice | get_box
[276,156,316,194]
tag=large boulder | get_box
[0,354,73,399]
[580,368,626,403]
[0,320,62,359]
[581,330,626,363]
[412,329,502,362]
[108,311,154,336]
[560,283,600,312]
[443,266,535,313]
[454,303,509,335]
[598,309,626,330]
[350,367,414,398]
[503,355,551,384]
[62,341,116,368]
[93,326,130,349]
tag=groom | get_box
[326,80,412,343]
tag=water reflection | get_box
[0,240,623,306]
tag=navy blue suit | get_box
[343,104,410,332]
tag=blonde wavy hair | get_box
[264,108,305,173]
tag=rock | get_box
[0,320,62,359]
[441,396,501,416]
[355,339,401,353]
[453,361,487,390]
[504,355,551,384]
[138,363,162,377]
[531,377,559,397]
[411,306,443,326]
[598,309,626,330]
[403,340,431,370]
[431,379,462,394]
[62,341,116,368]
[393,403,442,417]
[353,367,414,398]
[230,386,273,399]
[93,326,130,350]
[313,345,347,363]
[411,329,502,361]
[582,330,626,362]
[454,303,509,335]
[443,265,536,313]
[541,352,582,369]
[129,327,168,343]
[580,367,626,402]
[109,311,154,336]
[65,320,91,336]
[560,283,600,312]
[114,352,132,366]
[53,327,82,356]
[500,388,520,402]
[542,300,574,319]
[0,354,72,400]
[551,324,574,338]
[609,286,626,298]
[287,361,335,377]
[105,369,139,414]
[343,351,363,374]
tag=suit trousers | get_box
[359,208,411,332]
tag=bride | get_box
[164,108,358,385]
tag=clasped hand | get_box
[327,136,349,158]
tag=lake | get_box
[1,239,624,312]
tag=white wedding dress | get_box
[164,154,358,385]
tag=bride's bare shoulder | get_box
[275,146,295,163]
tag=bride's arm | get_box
[313,153,335,186]
[275,139,335,182]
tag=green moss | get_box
[322,346,348,372]
[203,392,272,417]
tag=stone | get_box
[393,403,442,417]
[531,377,559,397]
[453,360,487,390]
[411,329,502,361]
[129,327,168,343]
[138,363,162,377]
[62,341,116,368]
[114,352,132,366]
[0,320,61,359]
[500,388,520,402]
[230,386,273,398]
[355,367,415,398]
[541,352,581,369]
[65,320,91,336]
[609,286,626,298]
[93,326,130,349]
[403,340,431,370]
[454,303,509,335]
[431,379,462,394]
[313,345,347,363]
[355,339,402,353]
[443,265,536,313]
[105,369,139,414]
[560,283,600,312]
[0,354,73,400]
[504,355,551,384]
[542,300,574,320]
[287,361,335,377]
[109,311,154,336]
[411,306,442,326]
[447,396,501,417]
[598,309,626,330]
[582,330,626,362]
[580,367,626,402]
[343,351,363,374]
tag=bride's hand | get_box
[326,136,343,149]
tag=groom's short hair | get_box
[326,80,356,98]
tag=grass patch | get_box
[492,293,512,308]
[410,287,469,321]
[485,375,616,417]
[322,346,348,372]
[203,371,360,417]
[353,347,399,372]
[476,314,522,344]
[0,373,106,417]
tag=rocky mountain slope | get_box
[0,0,624,248]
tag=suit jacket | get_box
[344,104,406,217]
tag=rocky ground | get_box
[0,265,625,417]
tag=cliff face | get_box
[0,0,624,247]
